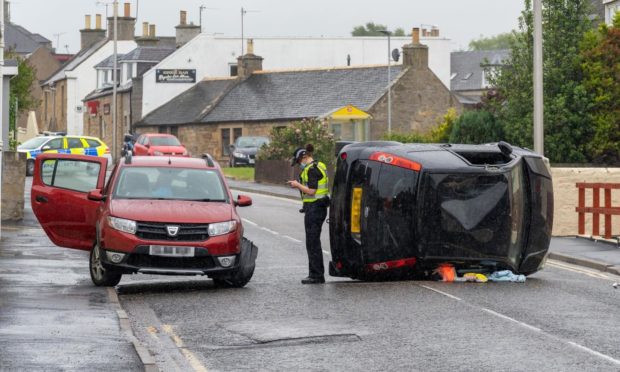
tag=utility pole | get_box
[112,0,118,160]
[0,0,4,239]
[533,0,544,155]
[240,7,259,55]
[199,5,217,33]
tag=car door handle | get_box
[35,195,48,203]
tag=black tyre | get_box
[89,243,122,287]
[212,238,257,288]
[26,159,34,177]
[213,266,254,288]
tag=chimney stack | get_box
[95,14,102,29]
[149,24,156,38]
[402,27,428,69]
[430,27,440,37]
[142,22,149,38]
[237,39,263,79]
[175,10,201,48]
[108,2,136,41]
[4,1,10,23]
[81,13,106,49]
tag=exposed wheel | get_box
[26,159,34,176]
[213,265,254,288]
[89,243,122,287]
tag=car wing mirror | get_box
[87,189,106,202]
[235,195,252,207]
[145,143,150,148]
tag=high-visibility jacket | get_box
[300,161,329,203]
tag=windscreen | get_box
[150,136,181,146]
[19,136,51,150]
[114,167,227,202]
[237,137,269,148]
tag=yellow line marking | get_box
[162,324,208,372]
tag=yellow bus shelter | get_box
[323,105,371,142]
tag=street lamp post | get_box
[533,0,544,155]
[112,0,118,160]
[379,30,392,135]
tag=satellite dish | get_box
[391,48,401,62]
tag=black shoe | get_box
[301,276,325,284]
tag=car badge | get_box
[166,225,180,236]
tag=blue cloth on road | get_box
[487,270,526,283]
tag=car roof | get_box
[121,156,214,169]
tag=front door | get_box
[31,153,108,251]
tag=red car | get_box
[133,133,189,157]
[31,153,257,287]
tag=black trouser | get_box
[304,200,328,278]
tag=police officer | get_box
[287,145,330,284]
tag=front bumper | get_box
[231,155,255,165]
[100,246,239,276]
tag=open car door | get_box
[31,153,108,251]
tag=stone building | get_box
[40,4,138,135]
[135,30,461,161]
[450,49,510,107]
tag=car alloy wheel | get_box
[89,243,122,287]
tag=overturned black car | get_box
[328,141,553,280]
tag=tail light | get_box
[370,152,421,172]
[366,258,417,272]
[340,152,347,160]
[350,187,362,235]
[104,148,110,154]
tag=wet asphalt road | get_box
[117,191,620,372]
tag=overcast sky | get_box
[10,0,525,54]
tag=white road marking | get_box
[283,236,302,243]
[419,284,620,366]
[260,227,279,235]
[322,249,331,256]
[481,308,542,333]
[241,218,257,226]
[418,284,462,301]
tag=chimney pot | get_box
[142,22,149,37]
[85,15,91,30]
[431,28,439,37]
[412,27,420,44]
[95,14,102,29]
[124,2,130,17]
[180,10,187,25]
[149,24,156,38]
[247,39,254,55]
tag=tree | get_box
[580,13,620,164]
[449,110,505,144]
[351,22,407,37]
[489,0,594,163]
[468,32,517,50]
[5,52,38,149]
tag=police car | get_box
[18,134,111,176]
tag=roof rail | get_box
[202,153,215,167]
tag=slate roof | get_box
[202,66,403,123]
[43,38,108,85]
[450,50,510,92]
[136,79,238,126]
[120,47,175,62]
[95,53,125,69]
[4,23,51,55]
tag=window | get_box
[158,126,167,134]
[229,64,238,77]
[86,139,101,148]
[67,137,84,149]
[61,86,65,119]
[41,159,101,193]
[45,138,64,150]
[221,128,231,156]
[125,63,132,82]
[233,128,242,142]
[150,136,181,146]
[170,126,179,137]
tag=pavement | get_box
[0,176,618,370]
[227,178,620,277]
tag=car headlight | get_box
[233,151,247,158]
[108,216,137,234]
[153,150,164,156]
[208,220,237,236]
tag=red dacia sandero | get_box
[31,153,257,287]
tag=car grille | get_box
[127,254,216,269]
[135,222,209,242]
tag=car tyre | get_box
[213,266,254,288]
[26,159,34,176]
[89,243,122,287]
